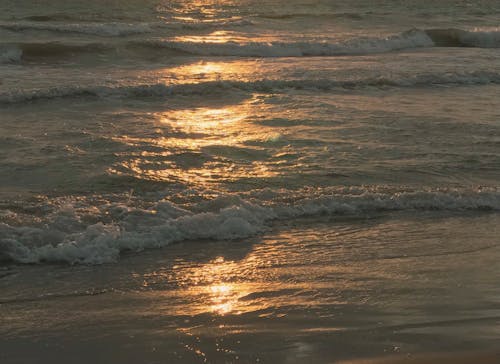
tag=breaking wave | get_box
[149,29,433,57]
[156,28,500,57]
[1,188,500,264]
[3,70,500,104]
[2,28,499,64]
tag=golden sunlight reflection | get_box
[158,0,234,20]
[109,97,282,185]
[167,59,264,83]
[165,106,248,131]
[208,283,238,315]
[174,31,253,44]
[178,256,256,316]
[141,240,356,318]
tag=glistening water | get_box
[1,0,500,362]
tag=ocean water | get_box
[1,0,500,361]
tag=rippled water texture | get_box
[1,0,500,362]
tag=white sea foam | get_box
[1,189,500,264]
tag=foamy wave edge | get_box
[1,189,500,264]
[146,28,500,56]
[2,28,498,64]
[3,71,500,104]
[148,29,433,57]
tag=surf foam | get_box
[1,188,500,265]
[151,29,433,57]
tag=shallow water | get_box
[1,212,500,362]
[1,0,500,361]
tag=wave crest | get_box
[0,18,253,37]
[151,30,433,57]
[3,70,500,105]
[0,21,155,36]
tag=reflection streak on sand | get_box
[174,256,254,316]
[143,239,354,318]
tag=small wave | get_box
[153,28,500,57]
[150,30,433,57]
[425,28,500,48]
[3,70,500,105]
[0,30,431,63]
[1,188,500,264]
[0,18,253,37]
[161,17,254,30]
[0,21,155,36]
[1,41,110,61]
[256,11,364,20]
[3,28,498,64]
[0,45,22,64]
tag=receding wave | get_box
[3,71,500,104]
[1,188,500,264]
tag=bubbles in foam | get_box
[1,188,500,265]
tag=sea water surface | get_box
[1,0,500,362]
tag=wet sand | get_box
[1,213,500,363]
